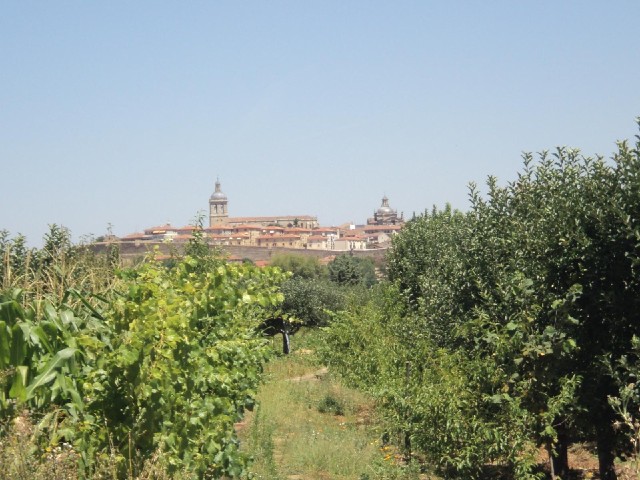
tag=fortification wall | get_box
[92,242,388,264]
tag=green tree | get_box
[328,254,377,287]
[270,253,327,279]
[328,121,640,479]
[280,277,344,328]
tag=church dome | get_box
[211,191,227,200]
[377,195,394,214]
[210,179,227,201]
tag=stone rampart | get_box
[92,242,388,265]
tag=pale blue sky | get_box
[1,1,639,245]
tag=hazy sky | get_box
[2,1,639,245]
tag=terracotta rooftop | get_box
[227,215,316,222]
[205,224,234,231]
[256,235,301,240]
[233,224,264,230]
[144,224,175,234]
[363,225,402,231]
[173,234,198,241]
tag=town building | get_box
[367,195,404,226]
[119,179,405,252]
[209,179,318,229]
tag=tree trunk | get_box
[596,421,617,480]
[282,331,290,355]
[549,429,570,480]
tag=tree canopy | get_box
[324,122,640,479]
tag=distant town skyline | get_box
[2,2,639,246]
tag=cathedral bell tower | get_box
[209,178,228,226]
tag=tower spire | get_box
[209,177,229,226]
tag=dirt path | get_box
[239,350,423,480]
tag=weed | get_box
[318,394,345,416]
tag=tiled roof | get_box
[233,224,264,230]
[205,224,233,231]
[173,234,202,241]
[363,225,402,231]
[227,215,316,222]
[144,224,175,234]
[257,235,301,240]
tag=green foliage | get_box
[183,214,210,260]
[280,277,344,327]
[0,288,104,423]
[80,254,286,477]
[608,336,640,475]
[0,231,34,289]
[1,225,120,305]
[270,253,327,280]
[328,254,377,287]
[386,204,472,346]
[317,394,345,415]
[1,230,288,478]
[323,122,640,478]
[320,285,543,478]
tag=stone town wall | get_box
[92,242,388,265]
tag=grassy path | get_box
[239,338,424,480]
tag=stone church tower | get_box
[209,178,228,226]
[367,195,404,225]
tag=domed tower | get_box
[368,194,402,225]
[209,178,228,226]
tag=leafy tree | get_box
[270,253,327,279]
[280,277,344,328]
[266,254,344,352]
[327,121,640,479]
[386,204,472,346]
[328,254,377,287]
[460,143,640,479]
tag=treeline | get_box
[271,252,377,329]
[0,229,287,478]
[321,126,640,479]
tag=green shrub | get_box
[317,394,345,416]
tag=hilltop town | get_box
[117,179,404,252]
